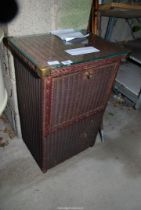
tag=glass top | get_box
[6,33,128,76]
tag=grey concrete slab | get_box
[116,62,141,96]
[0,98,141,210]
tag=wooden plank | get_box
[100,9,141,18]
[87,0,100,35]
[100,3,141,11]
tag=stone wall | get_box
[4,0,92,36]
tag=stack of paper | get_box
[65,46,100,56]
[51,29,89,42]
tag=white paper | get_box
[51,29,89,42]
[65,46,100,56]
[61,60,73,65]
[51,28,75,34]
[48,61,60,65]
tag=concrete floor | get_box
[0,97,141,210]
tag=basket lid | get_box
[5,33,128,77]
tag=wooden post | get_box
[87,0,100,35]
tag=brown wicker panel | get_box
[13,57,104,172]
[14,57,43,168]
[49,62,117,131]
[43,111,103,171]
[13,56,104,172]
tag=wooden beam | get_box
[99,3,141,11]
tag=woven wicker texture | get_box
[14,56,120,172]
[49,63,117,130]
[14,58,43,168]
[44,111,103,170]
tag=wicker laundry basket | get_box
[4,33,127,172]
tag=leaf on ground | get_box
[132,25,141,32]
[3,128,15,139]
[0,137,9,147]
[108,112,114,116]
